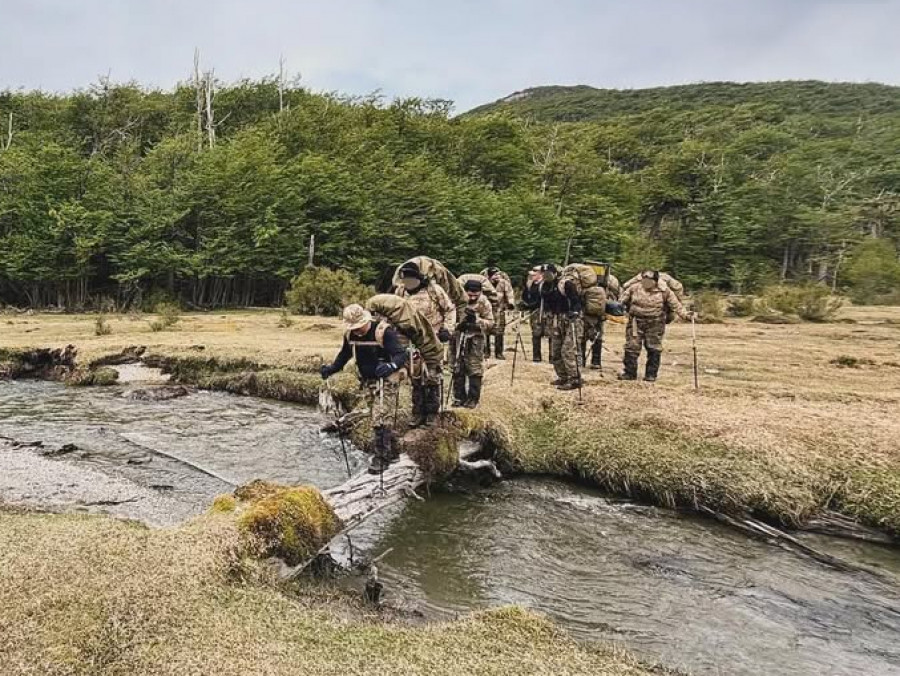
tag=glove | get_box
[465,308,477,324]
[374,362,397,379]
[320,364,336,380]
[438,327,451,343]
[689,311,699,321]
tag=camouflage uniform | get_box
[620,281,690,381]
[361,374,401,428]
[582,285,607,370]
[548,278,584,389]
[481,269,516,359]
[393,282,454,426]
[523,278,553,362]
[450,294,494,407]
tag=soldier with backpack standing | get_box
[450,279,494,407]
[548,265,590,391]
[481,266,516,360]
[618,270,695,382]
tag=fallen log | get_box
[286,438,488,579]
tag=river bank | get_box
[2,307,899,537]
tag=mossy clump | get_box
[402,427,460,479]
[233,479,288,502]
[211,494,237,513]
[237,485,341,565]
[65,366,120,386]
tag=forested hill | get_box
[465,81,900,121]
[1,77,899,310]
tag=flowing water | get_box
[0,379,364,512]
[3,380,900,675]
[372,480,900,676]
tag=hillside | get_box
[465,81,900,122]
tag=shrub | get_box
[149,302,181,332]
[94,314,112,336]
[758,283,842,322]
[691,290,725,323]
[845,239,900,305]
[276,307,294,328]
[830,355,875,369]
[727,296,756,317]
[285,266,372,316]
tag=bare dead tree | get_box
[3,112,12,151]
[193,49,204,152]
[205,68,216,148]
[532,124,559,197]
[278,54,286,114]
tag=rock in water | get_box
[127,385,191,402]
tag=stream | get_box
[2,380,900,676]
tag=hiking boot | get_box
[645,349,661,382]
[367,455,392,474]
[550,378,564,386]
[620,352,638,381]
[452,400,465,408]
[494,336,505,360]
[466,376,483,407]
[409,385,427,427]
[589,342,602,370]
[556,379,581,391]
[531,337,542,363]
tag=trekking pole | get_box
[691,315,700,391]
[510,320,521,386]
[378,378,386,493]
[326,378,352,477]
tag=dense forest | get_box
[1,74,898,309]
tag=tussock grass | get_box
[0,510,654,675]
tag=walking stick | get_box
[510,318,522,386]
[691,315,699,391]
[325,378,352,477]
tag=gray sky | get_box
[3,0,899,112]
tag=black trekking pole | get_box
[326,379,352,477]
[691,315,700,391]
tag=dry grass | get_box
[0,510,655,676]
[479,303,900,531]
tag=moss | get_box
[64,366,120,387]
[211,494,237,513]
[233,479,288,502]
[402,427,460,479]
[238,486,341,566]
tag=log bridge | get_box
[288,436,498,578]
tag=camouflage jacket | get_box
[623,272,684,299]
[457,294,494,336]
[481,270,516,310]
[621,281,689,321]
[395,282,456,333]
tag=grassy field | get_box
[1,305,899,673]
[0,509,655,676]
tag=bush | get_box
[845,239,900,305]
[691,290,725,323]
[727,296,756,317]
[149,302,181,332]
[758,283,843,322]
[94,314,112,336]
[276,307,294,328]
[285,267,373,316]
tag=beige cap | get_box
[342,304,372,331]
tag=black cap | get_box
[463,279,483,292]
[399,262,422,280]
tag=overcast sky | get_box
[3,0,899,112]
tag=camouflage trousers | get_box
[449,332,486,377]
[492,307,507,337]
[530,309,554,339]
[584,315,604,343]
[362,376,400,430]
[551,315,584,382]
[625,315,666,356]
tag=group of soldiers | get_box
[320,256,696,473]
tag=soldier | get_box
[618,270,695,383]
[320,304,409,474]
[450,279,494,408]
[394,261,456,427]
[581,283,608,370]
[537,266,582,390]
[622,271,684,299]
[522,266,547,362]
[481,266,516,360]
